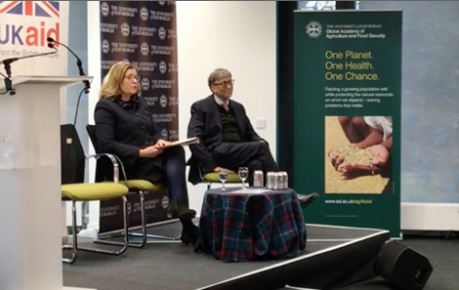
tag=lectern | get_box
[0,76,93,290]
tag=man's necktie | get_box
[222,102,229,112]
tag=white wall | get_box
[85,1,277,228]
[402,203,459,231]
[176,1,277,212]
[85,1,102,231]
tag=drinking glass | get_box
[219,170,229,190]
[238,167,249,188]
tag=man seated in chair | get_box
[187,68,317,206]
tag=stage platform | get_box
[63,222,390,290]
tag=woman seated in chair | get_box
[94,61,198,245]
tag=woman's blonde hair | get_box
[99,61,141,100]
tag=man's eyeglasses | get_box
[213,79,235,87]
[124,75,140,81]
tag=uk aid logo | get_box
[0,1,61,46]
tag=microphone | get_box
[0,49,58,65]
[0,46,58,78]
[1,46,58,95]
[0,47,58,68]
[47,37,90,93]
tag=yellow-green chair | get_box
[86,125,179,248]
[61,124,129,264]
[188,156,243,189]
[118,179,178,248]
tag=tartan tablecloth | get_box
[197,187,306,262]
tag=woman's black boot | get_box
[166,197,178,218]
[167,197,190,219]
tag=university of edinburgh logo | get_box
[305,21,322,38]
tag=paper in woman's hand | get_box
[165,137,200,147]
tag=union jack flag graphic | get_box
[0,1,59,18]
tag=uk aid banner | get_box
[0,1,69,76]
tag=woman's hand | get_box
[155,139,172,148]
[139,146,163,158]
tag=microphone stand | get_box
[76,58,91,94]
[1,48,57,96]
[2,60,16,95]
[47,38,90,93]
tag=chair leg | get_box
[64,197,129,264]
[81,201,89,229]
[94,192,147,248]
[62,200,78,264]
[128,191,180,243]
[123,191,147,248]
[98,191,180,246]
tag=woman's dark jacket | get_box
[94,96,164,182]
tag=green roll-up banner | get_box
[293,11,402,237]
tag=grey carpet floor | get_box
[64,221,282,290]
[335,236,459,290]
[63,223,459,290]
[282,235,459,290]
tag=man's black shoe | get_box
[178,209,196,221]
[297,193,319,207]
[179,209,199,246]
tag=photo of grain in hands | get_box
[325,116,392,194]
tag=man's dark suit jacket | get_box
[187,94,262,184]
